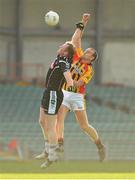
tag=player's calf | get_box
[95,139,106,162]
[58,138,64,160]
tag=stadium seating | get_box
[0,84,135,160]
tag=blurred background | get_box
[0,0,135,168]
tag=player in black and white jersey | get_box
[37,42,75,168]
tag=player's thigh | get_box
[40,107,57,131]
[75,110,89,127]
[57,105,69,122]
[45,114,57,130]
[39,107,47,125]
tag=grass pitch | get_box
[0,160,135,179]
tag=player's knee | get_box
[39,118,44,127]
[80,123,89,132]
[80,123,94,133]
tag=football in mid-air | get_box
[45,11,59,26]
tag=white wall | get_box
[102,41,135,86]
[23,36,60,78]
[0,36,15,77]
[0,36,15,63]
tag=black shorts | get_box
[41,89,63,115]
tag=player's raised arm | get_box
[71,13,90,48]
[63,71,73,87]
[73,67,93,87]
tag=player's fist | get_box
[67,85,76,92]
[82,13,90,24]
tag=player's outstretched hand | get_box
[67,85,76,92]
[82,13,90,25]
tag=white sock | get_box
[48,144,59,162]
[45,140,49,154]
[44,140,49,153]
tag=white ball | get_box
[45,11,59,26]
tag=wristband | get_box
[76,21,84,30]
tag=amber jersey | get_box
[63,48,93,94]
[45,55,71,91]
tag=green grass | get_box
[0,160,135,179]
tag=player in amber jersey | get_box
[63,48,93,94]
[57,13,106,162]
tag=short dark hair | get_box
[66,43,75,60]
[91,49,98,63]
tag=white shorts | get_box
[62,90,86,111]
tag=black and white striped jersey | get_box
[45,55,71,91]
